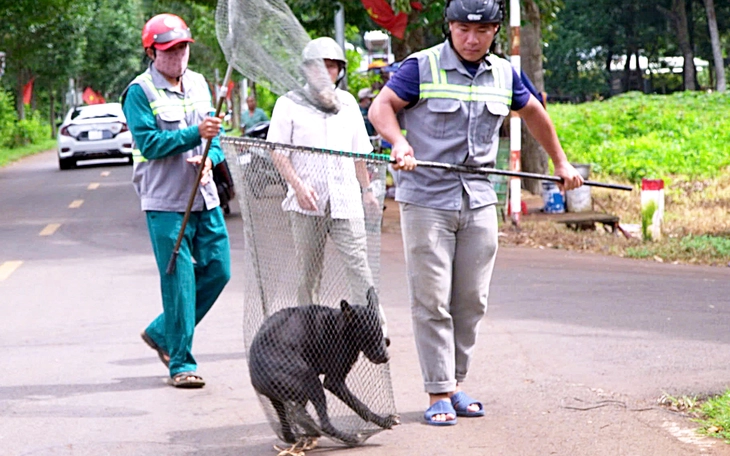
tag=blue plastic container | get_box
[541,181,565,213]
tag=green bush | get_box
[7,111,49,148]
[550,91,730,183]
[0,89,50,148]
[0,89,18,147]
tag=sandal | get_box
[423,399,457,426]
[450,391,484,417]
[140,331,170,367]
[171,371,205,389]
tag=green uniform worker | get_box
[121,13,231,389]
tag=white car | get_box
[57,103,134,170]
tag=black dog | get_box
[248,287,398,445]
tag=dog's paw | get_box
[372,413,400,429]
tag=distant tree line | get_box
[1,0,727,137]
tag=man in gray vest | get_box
[369,0,583,425]
[121,13,231,389]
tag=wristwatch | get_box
[361,186,373,194]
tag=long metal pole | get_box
[224,137,633,192]
[165,65,234,275]
[509,0,522,225]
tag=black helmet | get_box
[445,0,504,24]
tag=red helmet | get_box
[142,14,194,51]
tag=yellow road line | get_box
[101,171,110,177]
[88,182,100,190]
[69,199,84,209]
[39,223,61,236]
[0,261,23,281]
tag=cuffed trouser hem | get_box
[424,380,458,395]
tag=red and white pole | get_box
[509,0,522,226]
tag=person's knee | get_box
[217,261,232,284]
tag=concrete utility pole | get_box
[509,0,522,226]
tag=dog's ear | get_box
[366,286,378,309]
[341,300,354,321]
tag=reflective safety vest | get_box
[122,66,219,212]
[395,41,513,211]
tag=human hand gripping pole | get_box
[165,65,233,275]
[227,137,633,192]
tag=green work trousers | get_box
[144,208,231,377]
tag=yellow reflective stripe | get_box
[136,74,157,97]
[150,98,211,110]
[422,48,511,104]
[132,149,147,163]
[492,60,504,90]
[420,83,512,104]
[149,97,210,108]
[421,83,511,97]
[426,49,441,84]
[420,91,511,104]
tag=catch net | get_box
[215,0,340,113]
[221,136,397,447]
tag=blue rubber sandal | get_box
[424,399,458,426]
[451,391,485,417]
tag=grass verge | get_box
[0,139,57,167]
[697,391,730,442]
[658,391,730,443]
[499,167,730,267]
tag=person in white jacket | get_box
[266,37,386,333]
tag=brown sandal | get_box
[140,331,170,367]
[171,371,205,389]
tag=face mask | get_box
[153,44,190,80]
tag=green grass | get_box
[624,234,730,265]
[0,138,57,167]
[696,391,730,442]
[550,91,730,183]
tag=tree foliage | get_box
[3,0,730,139]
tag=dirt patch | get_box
[382,172,730,267]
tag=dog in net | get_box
[221,135,397,447]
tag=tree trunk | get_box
[659,0,697,91]
[49,87,56,138]
[391,9,426,61]
[519,0,548,195]
[703,0,725,92]
[16,69,26,120]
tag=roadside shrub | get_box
[5,111,49,148]
[0,89,17,147]
[0,89,50,148]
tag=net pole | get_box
[509,0,522,226]
[225,137,632,191]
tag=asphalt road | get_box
[1,150,730,456]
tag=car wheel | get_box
[59,156,75,170]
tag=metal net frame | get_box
[215,0,340,113]
[221,136,397,446]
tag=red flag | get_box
[361,1,422,39]
[226,79,234,102]
[22,77,35,105]
[82,87,106,105]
